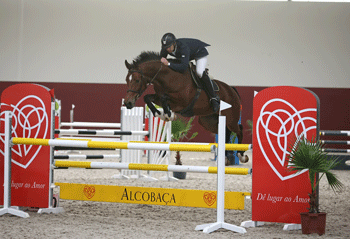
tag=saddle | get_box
[189,62,219,91]
[178,63,219,117]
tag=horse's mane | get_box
[131,51,161,68]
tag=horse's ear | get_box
[125,60,131,70]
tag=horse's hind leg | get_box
[235,124,249,163]
[198,115,230,165]
[225,127,236,165]
[198,115,247,165]
[226,118,249,163]
[198,114,218,134]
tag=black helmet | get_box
[161,33,176,49]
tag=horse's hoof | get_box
[225,157,230,166]
[238,154,249,163]
[155,112,166,121]
[164,112,176,121]
[225,154,236,165]
[169,112,176,121]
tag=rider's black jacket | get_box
[160,38,210,73]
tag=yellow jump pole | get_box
[12,137,252,152]
[54,161,251,175]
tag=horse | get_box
[123,51,248,164]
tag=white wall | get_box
[1,0,350,88]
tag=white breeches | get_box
[195,55,208,78]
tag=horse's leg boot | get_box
[201,72,220,112]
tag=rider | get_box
[160,33,220,113]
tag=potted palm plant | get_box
[287,137,344,235]
[171,116,198,179]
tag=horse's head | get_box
[124,60,149,109]
[124,52,164,108]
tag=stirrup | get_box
[210,97,220,103]
[210,97,220,112]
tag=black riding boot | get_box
[201,72,220,112]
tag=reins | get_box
[127,63,163,97]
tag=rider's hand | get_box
[161,57,169,66]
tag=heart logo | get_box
[83,185,96,199]
[203,192,216,206]
[256,99,316,181]
[0,95,49,169]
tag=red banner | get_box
[0,84,52,208]
[252,86,319,224]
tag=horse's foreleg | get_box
[144,94,161,117]
[160,94,176,121]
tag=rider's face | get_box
[166,44,175,53]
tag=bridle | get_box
[127,63,163,97]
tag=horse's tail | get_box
[239,123,243,140]
[231,86,241,100]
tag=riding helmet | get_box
[161,33,176,49]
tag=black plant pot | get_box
[173,171,187,179]
[300,212,327,235]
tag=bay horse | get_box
[124,51,248,164]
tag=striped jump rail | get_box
[60,122,122,128]
[54,154,120,160]
[322,148,350,153]
[320,130,350,137]
[12,138,252,152]
[55,129,149,136]
[54,161,251,175]
[320,140,350,145]
[56,139,252,151]
[57,137,128,142]
[320,132,350,155]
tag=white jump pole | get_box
[69,104,75,129]
[60,122,122,128]
[38,102,64,214]
[0,111,29,218]
[195,101,247,234]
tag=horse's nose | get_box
[125,101,133,109]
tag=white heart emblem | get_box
[256,99,316,181]
[0,95,49,169]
